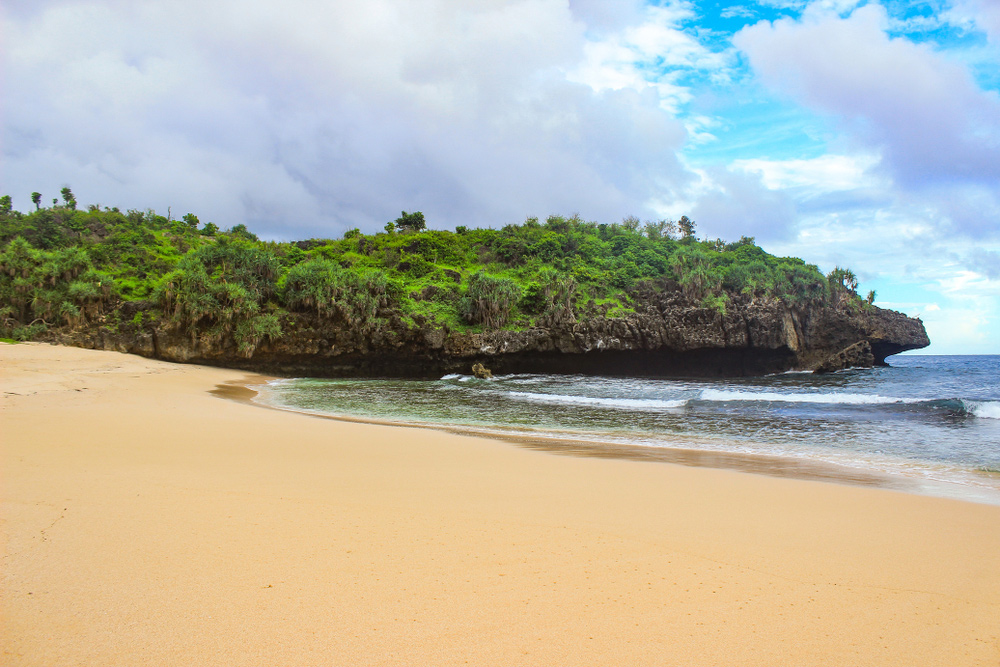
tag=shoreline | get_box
[246,377,1000,506]
[4,343,1000,666]
[243,381,908,489]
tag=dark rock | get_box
[423,327,446,350]
[119,300,154,317]
[813,340,875,374]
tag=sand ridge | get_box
[2,342,999,665]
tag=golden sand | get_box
[2,342,999,665]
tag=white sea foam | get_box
[698,389,918,405]
[509,391,687,411]
[496,375,549,384]
[964,400,1000,419]
[440,373,463,380]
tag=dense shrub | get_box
[460,271,522,328]
[1,192,850,345]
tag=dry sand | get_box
[2,342,999,666]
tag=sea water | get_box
[254,355,1000,504]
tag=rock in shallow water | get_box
[471,363,493,379]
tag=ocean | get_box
[253,355,1000,505]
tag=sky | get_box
[2,0,999,354]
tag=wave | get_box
[698,389,919,406]
[962,400,1000,419]
[442,373,557,385]
[508,391,688,411]
[492,374,551,384]
[440,373,500,382]
[697,391,1000,418]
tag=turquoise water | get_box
[254,355,1000,504]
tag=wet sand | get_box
[3,342,999,665]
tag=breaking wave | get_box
[509,391,688,411]
[698,389,919,405]
[963,400,1000,419]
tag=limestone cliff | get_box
[55,291,930,378]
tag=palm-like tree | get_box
[60,187,76,210]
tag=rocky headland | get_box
[3,203,930,378]
[55,290,929,378]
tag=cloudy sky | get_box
[2,0,999,353]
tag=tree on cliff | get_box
[394,211,426,232]
[827,267,859,307]
[60,187,77,210]
[31,192,42,211]
[677,216,696,242]
[828,267,858,292]
[226,223,258,241]
[643,219,672,240]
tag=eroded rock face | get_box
[54,292,930,378]
[813,340,875,374]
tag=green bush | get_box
[460,271,522,329]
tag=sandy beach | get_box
[2,343,999,666]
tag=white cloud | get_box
[801,0,864,17]
[969,248,1000,279]
[734,3,1000,240]
[945,0,1000,44]
[937,269,1000,296]
[680,164,798,241]
[754,0,808,10]
[724,152,899,217]
[731,153,881,192]
[917,302,996,353]
[721,6,757,20]
[568,0,646,32]
[0,0,691,237]
[568,1,731,112]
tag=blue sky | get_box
[2,0,999,353]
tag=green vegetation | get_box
[0,190,869,348]
[394,211,426,232]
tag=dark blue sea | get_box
[255,355,1000,504]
